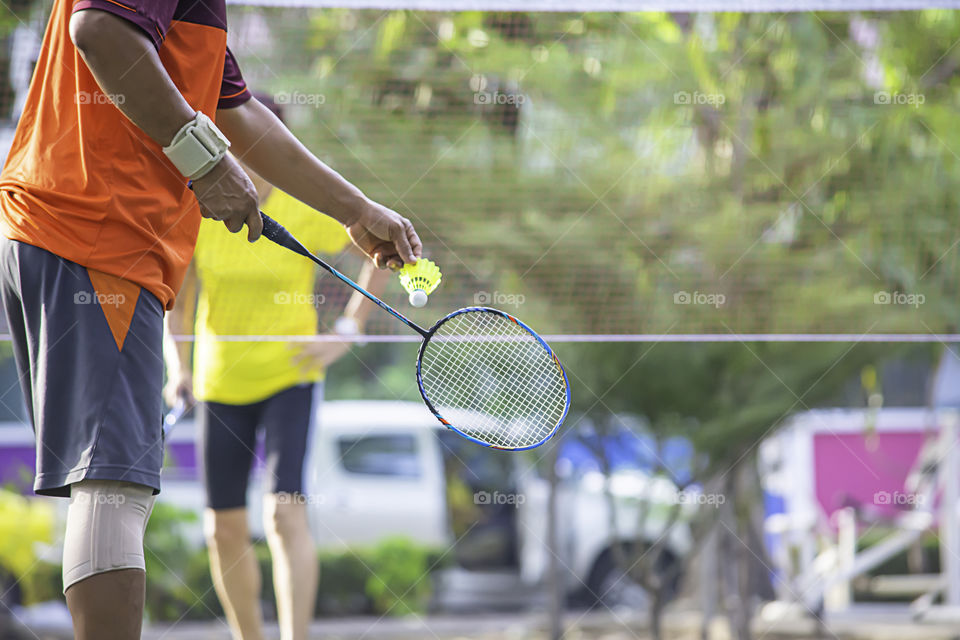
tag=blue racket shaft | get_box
[260,213,429,337]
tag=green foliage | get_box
[228,9,960,337]
[221,6,960,475]
[143,502,222,622]
[0,0,35,32]
[316,550,370,615]
[8,496,443,623]
[144,515,442,621]
[18,561,61,606]
[362,537,438,616]
[325,342,422,401]
[0,488,55,604]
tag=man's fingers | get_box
[198,201,216,220]
[180,387,197,409]
[390,219,417,265]
[404,218,422,260]
[350,212,421,267]
[245,209,263,242]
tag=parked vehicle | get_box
[0,400,693,609]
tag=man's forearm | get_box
[162,317,191,375]
[217,99,370,226]
[70,10,195,147]
[163,264,197,374]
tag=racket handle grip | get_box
[260,212,289,243]
[260,212,308,256]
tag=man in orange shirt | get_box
[0,1,421,638]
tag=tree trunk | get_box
[546,438,564,640]
[734,489,753,640]
[700,520,719,640]
[650,590,665,640]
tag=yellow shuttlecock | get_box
[398,259,441,307]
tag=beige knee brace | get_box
[62,480,156,592]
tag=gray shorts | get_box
[0,238,164,497]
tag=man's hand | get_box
[290,339,352,374]
[163,369,196,409]
[191,154,263,241]
[68,11,263,241]
[345,200,422,269]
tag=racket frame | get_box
[415,306,571,451]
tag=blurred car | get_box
[0,400,693,610]
[299,401,693,609]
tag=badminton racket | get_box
[260,213,570,450]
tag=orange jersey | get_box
[0,0,251,309]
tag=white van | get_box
[301,401,692,608]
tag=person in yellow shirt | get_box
[164,98,388,640]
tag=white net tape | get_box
[418,310,569,449]
[227,0,959,10]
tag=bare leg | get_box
[204,507,264,640]
[65,569,145,640]
[264,494,318,640]
[62,479,155,640]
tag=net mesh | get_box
[1,6,958,343]
[220,8,960,339]
[418,310,568,449]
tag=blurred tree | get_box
[221,8,959,637]
[228,9,960,339]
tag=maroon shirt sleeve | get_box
[218,47,252,109]
[72,0,178,50]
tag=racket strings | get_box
[419,311,568,449]
[423,339,557,448]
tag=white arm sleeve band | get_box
[162,111,231,180]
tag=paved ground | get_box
[140,611,690,640]
[139,606,960,640]
[12,603,960,639]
